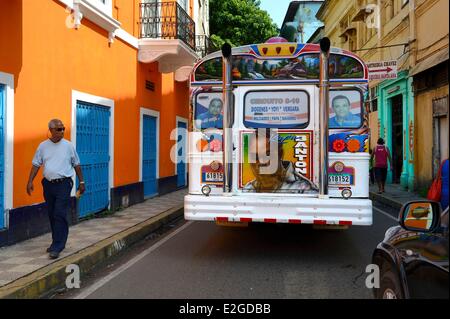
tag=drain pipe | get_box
[222,43,233,194]
[319,37,331,197]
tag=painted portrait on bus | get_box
[242,132,318,193]
[329,90,362,129]
[195,93,223,129]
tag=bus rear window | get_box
[194,53,365,83]
[244,90,309,129]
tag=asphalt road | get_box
[60,203,398,299]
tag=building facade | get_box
[0,0,210,247]
[315,0,448,192]
[409,0,448,194]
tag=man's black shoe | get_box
[46,246,53,253]
[49,251,60,259]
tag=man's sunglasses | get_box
[52,127,65,132]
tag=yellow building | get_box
[317,0,448,192]
[409,0,449,193]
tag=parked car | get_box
[372,201,448,299]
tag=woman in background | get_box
[371,138,392,194]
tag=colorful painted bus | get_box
[184,38,372,227]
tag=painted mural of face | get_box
[248,135,285,190]
[208,99,223,116]
[332,97,351,120]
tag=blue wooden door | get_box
[177,121,187,187]
[142,115,157,197]
[76,101,110,218]
[0,85,4,229]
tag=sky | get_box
[258,0,294,29]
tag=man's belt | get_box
[48,177,72,183]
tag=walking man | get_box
[27,119,85,259]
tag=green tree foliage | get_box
[280,23,298,42]
[210,0,278,48]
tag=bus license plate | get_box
[329,174,351,185]
[204,172,223,182]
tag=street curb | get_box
[369,191,403,210]
[0,205,184,299]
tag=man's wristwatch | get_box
[80,181,85,184]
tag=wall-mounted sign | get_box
[387,85,400,94]
[432,96,448,117]
[367,60,397,81]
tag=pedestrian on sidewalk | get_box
[371,138,392,194]
[26,119,86,259]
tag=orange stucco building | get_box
[0,0,210,246]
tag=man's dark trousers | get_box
[42,178,73,253]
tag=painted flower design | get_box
[196,139,209,152]
[209,139,222,152]
[347,139,361,153]
[332,139,346,152]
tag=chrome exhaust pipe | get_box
[319,37,331,197]
[222,43,233,194]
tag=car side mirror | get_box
[399,200,442,232]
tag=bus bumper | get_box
[184,194,372,226]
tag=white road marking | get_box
[73,221,194,299]
[373,206,398,222]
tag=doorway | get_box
[391,94,403,184]
[176,120,187,188]
[76,100,111,218]
[142,114,158,197]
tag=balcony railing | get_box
[140,1,196,51]
[195,35,217,58]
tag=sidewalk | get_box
[369,183,425,210]
[0,189,186,299]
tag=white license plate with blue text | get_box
[204,172,223,182]
[329,174,351,185]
